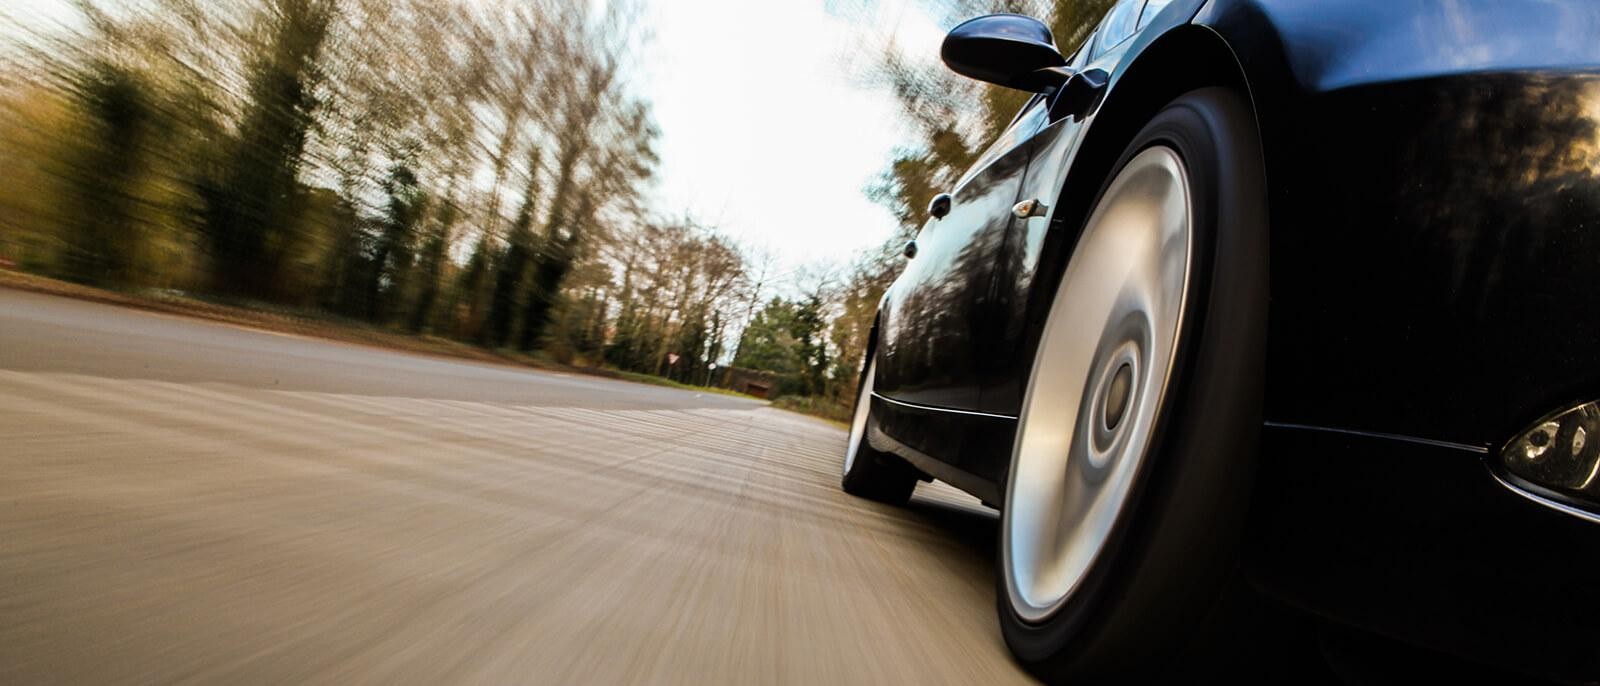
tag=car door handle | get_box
[928,193,953,219]
[904,240,919,259]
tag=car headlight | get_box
[1502,402,1600,505]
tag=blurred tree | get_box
[452,236,494,339]
[57,60,153,287]
[518,197,581,352]
[0,83,75,272]
[542,254,615,363]
[0,0,859,401]
[197,0,334,300]
[406,172,460,333]
[365,160,426,322]
[594,218,745,377]
[483,155,541,349]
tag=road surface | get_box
[0,289,1025,684]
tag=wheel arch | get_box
[1006,24,1267,431]
[1052,25,1261,242]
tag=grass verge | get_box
[772,396,852,426]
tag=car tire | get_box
[997,87,1268,683]
[841,356,919,505]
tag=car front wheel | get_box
[998,87,1269,683]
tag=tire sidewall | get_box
[999,87,1268,681]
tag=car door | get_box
[978,0,1154,415]
[875,96,1051,411]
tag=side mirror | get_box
[941,14,1070,93]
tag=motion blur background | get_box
[0,0,1110,415]
[4,2,1340,683]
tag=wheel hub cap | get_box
[1103,363,1133,432]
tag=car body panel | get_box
[875,0,1600,507]
[867,0,1600,672]
[1195,0,1600,448]
[978,14,1151,416]
[875,0,1203,475]
[1250,423,1600,680]
[873,101,1042,411]
[867,395,1010,505]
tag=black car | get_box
[840,0,1600,682]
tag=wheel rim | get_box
[844,358,876,475]
[1003,146,1193,623]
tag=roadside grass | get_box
[772,395,852,426]
[608,370,756,399]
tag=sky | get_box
[639,0,946,280]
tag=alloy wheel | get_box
[1002,145,1193,623]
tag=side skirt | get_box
[866,393,1017,507]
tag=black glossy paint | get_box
[875,99,1042,410]
[876,0,1600,494]
[1265,72,1600,448]
[942,13,1068,93]
[866,0,1600,673]
[1197,0,1600,454]
[868,395,1009,506]
[979,16,1141,416]
[1250,424,1600,681]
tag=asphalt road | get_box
[0,289,1027,684]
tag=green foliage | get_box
[733,297,802,373]
[451,237,493,339]
[541,257,613,363]
[772,395,853,423]
[517,193,587,353]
